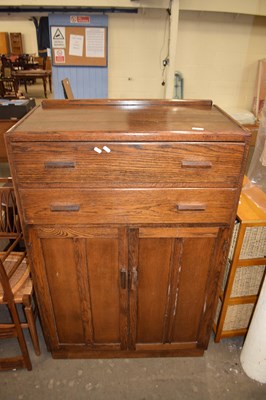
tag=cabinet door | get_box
[128,226,227,353]
[29,226,128,353]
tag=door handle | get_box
[50,204,80,212]
[44,161,76,169]
[181,161,212,168]
[176,203,206,211]
[120,268,127,290]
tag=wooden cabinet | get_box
[10,32,23,55]
[5,99,250,359]
[0,32,10,54]
[0,120,16,162]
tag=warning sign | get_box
[70,16,90,24]
[51,27,66,48]
[54,49,65,64]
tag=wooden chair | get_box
[0,179,40,371]
[62,78,74,99]
[0,55,13,78]
[0,77,22,99]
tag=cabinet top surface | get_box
[7,99,250,142]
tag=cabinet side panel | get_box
[172,237,216,342]
[86,238,120,343]
[41,238,86,343]
[137,238,172,343]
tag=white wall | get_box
[108,9,168,98]
[108,9,266,109]
[175,11,266,110]
[0,8,265,110]
[0,19,37,55]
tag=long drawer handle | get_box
[181,161,212,168]
[176,203,206,211]
[120,268,127,290]
[44,161,76,169]
[50,204,80,212]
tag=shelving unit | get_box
[214,187,266,341]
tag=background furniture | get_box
[0,98,36,163]
[0,179,40,371]
[14,69,52,98]
[214,186,266,341]
[0,32,10,55]
[62,78,74,99]
[9,32,23,55]
[0,77,21,99]
[5,99,250,359]
[1,55,13,78]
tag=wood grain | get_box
[5,99,249,358]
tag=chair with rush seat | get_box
[0,178,40,371]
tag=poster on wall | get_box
[54,49,65,64]
[86,28,105,58]
[51,27,66,48]
[51,26,107,66]
[69,34,84,57]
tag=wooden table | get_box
[14,69,52,98]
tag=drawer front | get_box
[19,188,237,225]
[11,142,244,188]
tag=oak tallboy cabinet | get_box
[5,99,250,359]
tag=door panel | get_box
[171,237,216,342]
[131,227,220,351]
[137,238,172,343]
[33,226,128,349]
[86,237,120,343]
[41,237,87,344]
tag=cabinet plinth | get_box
[5,99,250,358]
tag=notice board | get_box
[51,26,107,67]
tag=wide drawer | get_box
[11,142,245,188]
[19,188,237,225]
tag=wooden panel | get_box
[11,142,244,188]
[131,227,220,351]
[38,228,126,348]
[136,237,173,343]
[10,33,23,54]
[171,237,217,342]
[7,100,249,143]
[0,32,10,54]
[19,188,237,225]
[86,237,121,344]
[41,237,87,344]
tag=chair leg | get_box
[23,300,41,356]
[7,302,32,371]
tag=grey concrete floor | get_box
[1,322,266,400]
